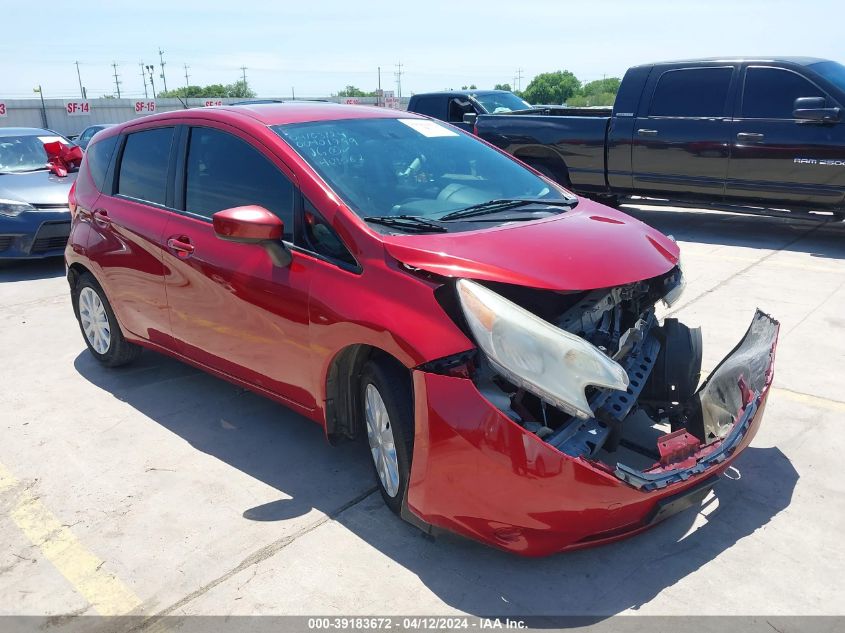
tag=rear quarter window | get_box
[117,128,175,205]
[85,134,118,192]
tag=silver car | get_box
[0,127,77,260]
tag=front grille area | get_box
[0,236,13,253]
[31,221,71,254]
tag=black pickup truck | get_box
[427,58,845,219]
[407,90,533,133]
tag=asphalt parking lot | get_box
[1,207,844,623]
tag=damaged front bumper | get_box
[406,311,779,556]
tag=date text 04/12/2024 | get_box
[307,617,527,630]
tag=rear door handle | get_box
[737,132,765,141]
[637,128,658,136]
[93,208,111,226]
[166,236,195,259]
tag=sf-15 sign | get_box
[65,101,91,116]
[134,101,156,113]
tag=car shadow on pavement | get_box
[0,256,65,282]
[622,206,845,261]
[74,348,799,620]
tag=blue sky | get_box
[1,0,841,99]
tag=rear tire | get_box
[359,358,414,515]
[73,273,141,367]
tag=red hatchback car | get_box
[65,104,779,556]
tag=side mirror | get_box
[462,112,478,125]
[212,205,291,267]
[793,96,841,122]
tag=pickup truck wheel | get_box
[525,159,570,188]
[73,273,141,367]
[359,358,414,515]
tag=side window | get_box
[742,67,826,119]
[184,127,294,239]
[86,134,119,192]
[448,98,474,123]
[300,198,356,267]
[649,67,733,117]
[411,97,443,119]
[117,127,174,205]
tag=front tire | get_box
[359,358,414,514]
[73,273,141,367]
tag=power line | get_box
[158,48,169,93]
[111,62,122,98]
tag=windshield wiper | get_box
[438,197,577,221]
[363,215,448,233]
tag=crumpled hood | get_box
[0,170,76,206]
[381,199,680,291]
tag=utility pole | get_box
[183,63,190,90]
[515,68,524,92]
[378,66,382,106]
[33,85,48,128]
[75,61,85,99]
[158,48,168,93]
[111,62,122,98]
[140,62,148,98]
[291,87,295,100]
[240,66,248,88]
[146,64,157,98]
[395,61,403,100]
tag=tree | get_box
[581,77,621,96]
[225,80,255,98]
[522,70,581,105]
[494,83,512,91]
[337,85,378,97]
[157,81,254,99]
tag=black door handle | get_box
[737,132,765,141]
[637,128,658,136]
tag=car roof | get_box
[635,56,830,68]
[0,127,56,137]
[111,102,421,130]
[412,90,513,98]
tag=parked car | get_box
[407,89,532,132]
[464,57,845,219]
[75,124,117,151]
[66,103,779,555]
[0,127,78,259]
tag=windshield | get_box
[809,61,845,95]
[472,92,532,113]
[273,118,567,220]
[0,135,56,174]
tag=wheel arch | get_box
[511,146,572,186]
[324,343,412,444]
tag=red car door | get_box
[85,125,177,347]
[161,123,317,411]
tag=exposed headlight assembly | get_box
[457,279,629,420]
[0,198,35,217]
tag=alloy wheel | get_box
[364,383,400,497]
[79,286,111,355]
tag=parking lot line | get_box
[772,387,845,414]
[0,461,142,616]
